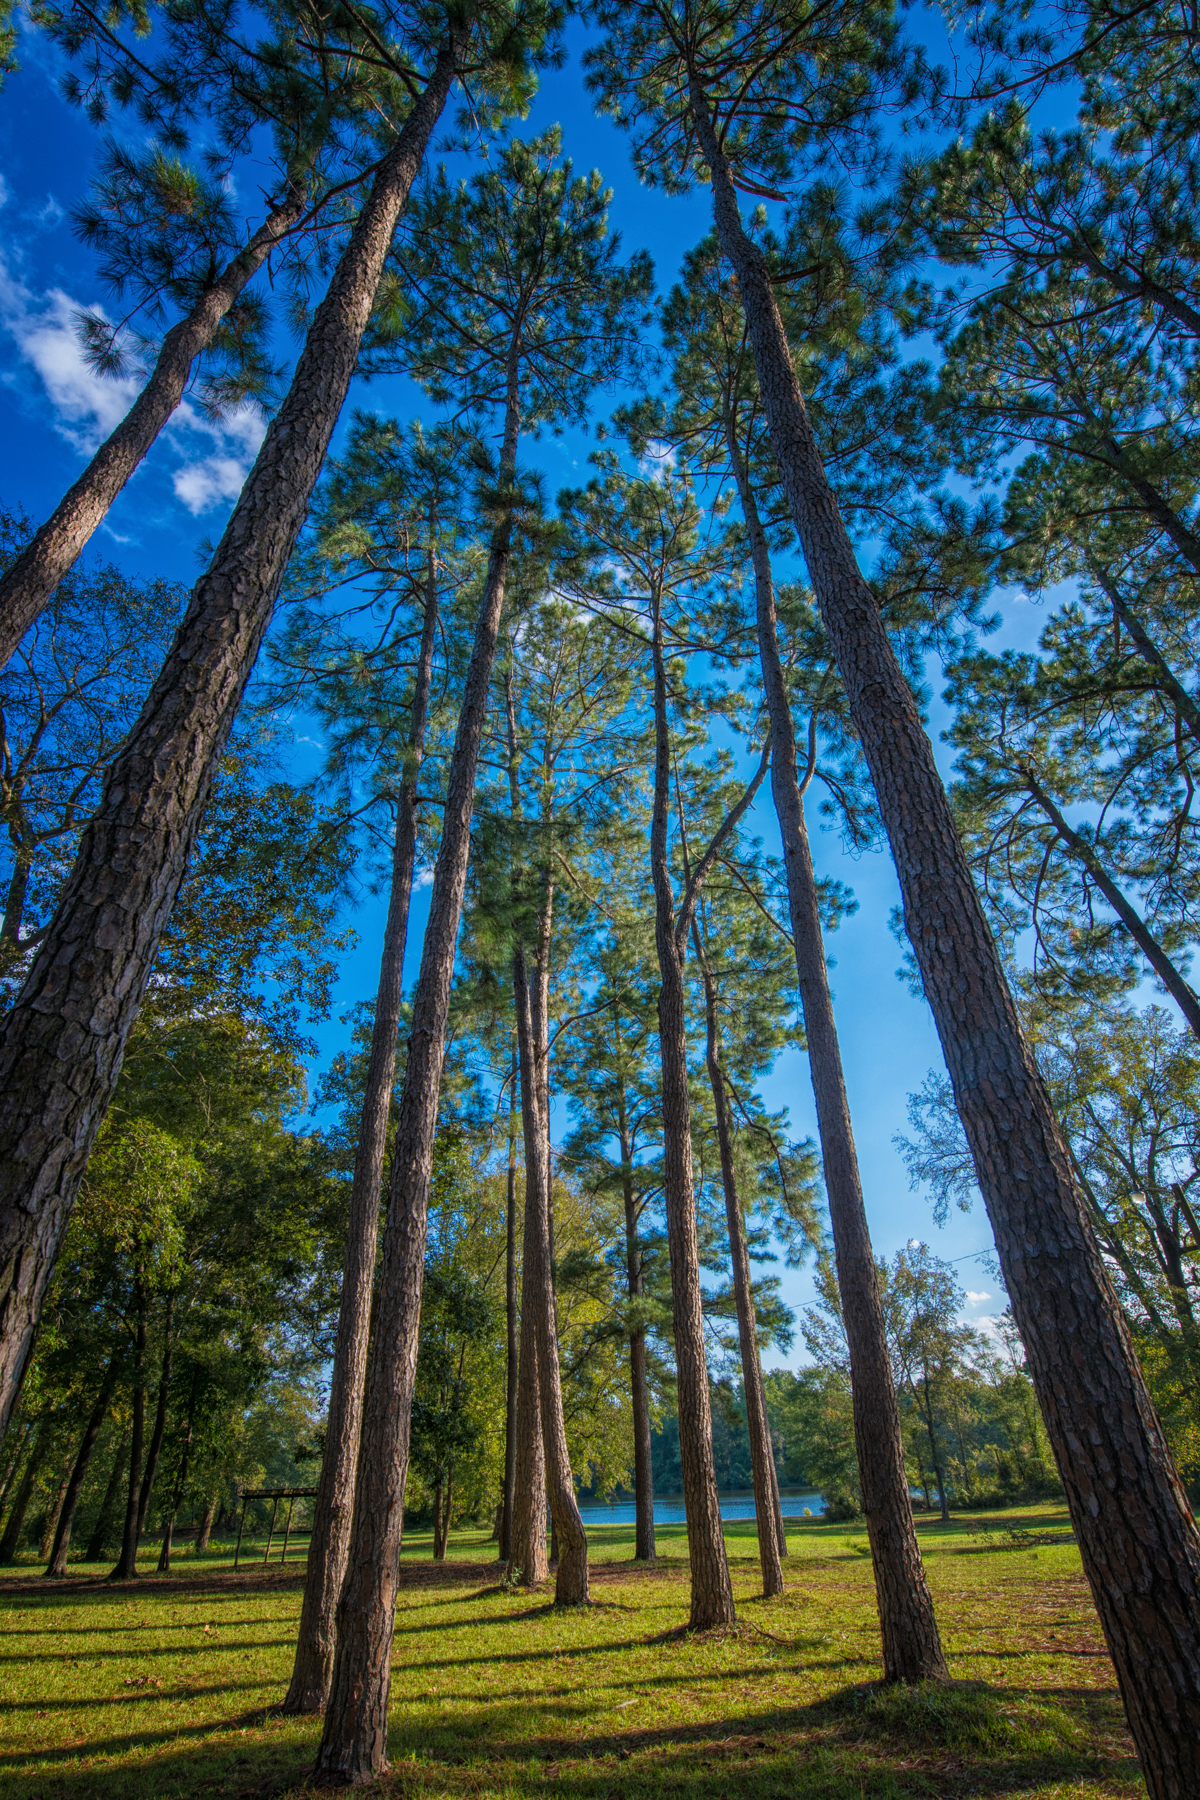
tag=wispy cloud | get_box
[966,1290,991,1306]
[0,255,266,515]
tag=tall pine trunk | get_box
[0,46,458,1441]
[284,525,441,1716]
[692,85,1200,1793]
[648,597,735,1631]
[135,1293,174,1543]
[729,427,944,1678]
[513,934,589,1606]
[112,1275,148,1580]
[693,928,783,1598]
[46,1351,120,1575]
[0,190,305,671]
[314,376,518,1785]
[500,1047,520,1564]
[618,1082,655,1561]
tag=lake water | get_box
[578,1491,826,1525]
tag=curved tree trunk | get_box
[195,1493,217,1555]
[314,379,517,1785]
[135,1292,174,1545]
[728,427,943,1676]
[46,1351,120,1575]
[693,85,1200,1794]
[0,190,306,672]
[693,927,783,1598]
[0,48,458,1443]
[514,937,589,1606]
[284,500,441,1718]
[648,600,735,1632]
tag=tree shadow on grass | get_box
[0,1677,1139,1800]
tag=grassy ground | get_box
[0,1504,1142,1799]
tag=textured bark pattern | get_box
[284,526,440,1716]
[510,1265,549,1584]
[0,194,304,672]
[112,1281,147,1579]
[696,94,1200,1794]
[649,609,735,1631]
[514,939,589,1605]
[501,1070,520,1564]
[617,1088,655,1560]
[732,440,944,1677]
[695,938,783,1598]
[46,1352,119,1575]
[0,51,456,1443]
[314,489,513,1785]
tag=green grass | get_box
[0,1505,1142,1798]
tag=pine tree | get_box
[588,2,1200,1778]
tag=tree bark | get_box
[513,936,589,1606]
[0,45,458,1443]
[727,418,944,1675]
[85,1430,127,1561]
[618,1080,655,1562]
[46,1351,120,1575]
[500,1045,520,1565]
[38,1460,72,1561]
[0,1426,49,1562]
[510,1266,548,1585]
[284,472,442,1717]
[0,191,306,673]
[157,1386,196,1573]
[693,926,783,1598]
[648,591,735,1632]
[693,85,1200,1793]
[112,1275,148,1580]
[314,368,517,1786]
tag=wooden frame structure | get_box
[232,1486,318,1570]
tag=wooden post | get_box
[263,1494,280,1563]
[233,1495,248,1571]
[281,1494,296,1563]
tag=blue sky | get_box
[0,15,1045,1366]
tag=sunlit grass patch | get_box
[0,1504,1143,1799]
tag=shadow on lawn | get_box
[0,1680,1139,1800]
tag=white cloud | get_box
[966,1290,991,1306]
[0,256,268,515]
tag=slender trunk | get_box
[514,937,589,1606]
[694,88,1200,1791]
[85,1430,128,1561]
[0,1421,30,1513]
[38,1461,71,1561]
[433,1480,445,1559]
[284,466,442,1719]
[693,928,782,1597]
[46,1351,120,1575]
[195,1492,217,1555]
[136,1293,174,1543]
[113,1275,148,1580]
[315,357,518,1786]
[918,1373,951,1523]
[0,1427,49,1562]
[511,1256,548,1585]
[0,811,34,947]
[1088,563,1200,750]
[1023,770,1200,1039]
[500,1046,520,1564]
[767,1437,787,1558]
[729,424,943,1674]
[157,1390,196,1573]
[0,45,459,1442]
[648,596,735,1631]
[618,1086,655,1562]
[0,190,306,671]
[443,1462,453,1556]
